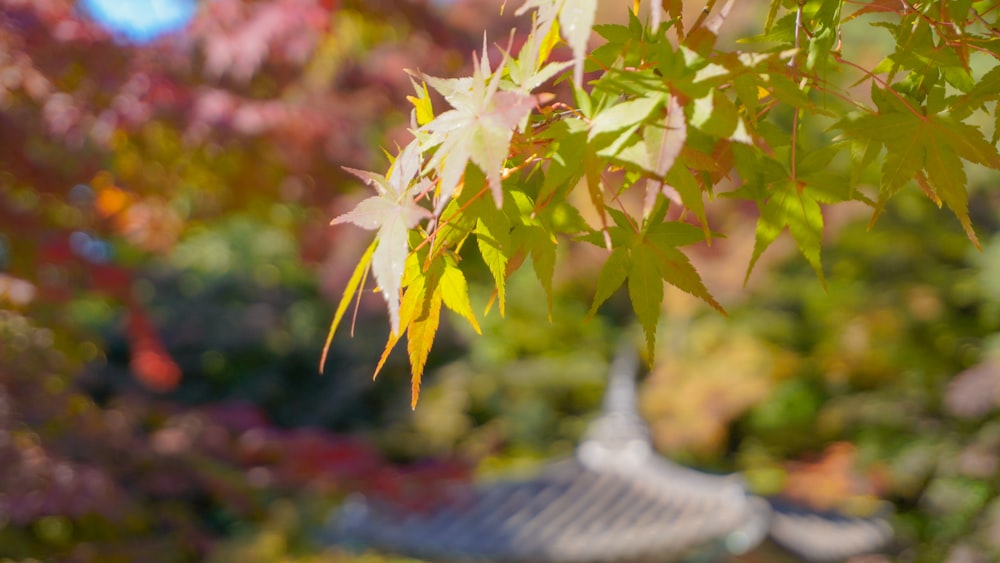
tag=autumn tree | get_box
[325,0,1000,407]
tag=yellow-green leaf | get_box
[407,79,435,126]
[530,232,557,320]
[319,240,375,372]
[440,259,481,334]
[653,244,725,314]
[745,181,825,287]
[473,197,512,316]
[840,111,999,246]
[589,92,666,140]
[407,286,442,409]
[373,266,427,380]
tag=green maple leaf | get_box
[746,180,825,287]
[628,242,663,362]
[509,191,558,318]
[470,191,512,316]
[636,221,725,361]
[589,92,666,140]
[586,209,720,362]
[841,109,1000,247]
[587,246,630,319]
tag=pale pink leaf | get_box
[421,47,532,212]
[648,95,687,177]
[343,166,392,197]
[331,196,399,230]
[492,90,536,130]
[643,96,686,218]
[335,151,432,334]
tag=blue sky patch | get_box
[80,0,197,43]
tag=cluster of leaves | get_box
[328,0,1000,406]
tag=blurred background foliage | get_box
[3,1,1000,562]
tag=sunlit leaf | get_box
[407,79,435,127]
[407,285,442,408]
[472,195,512,316]
[440,258,481,334]
[589,92,666,140]
[558,0,598,87]
[373,260,426,380]
[422,49,534,211]
[745,180,825,287]
[334,170,432,335]
[320,240,376,372]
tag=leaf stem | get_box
[832,53,927,121]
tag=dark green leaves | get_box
[587,210,720,362]
[746,180,825,286]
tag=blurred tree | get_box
[0,0,496,560]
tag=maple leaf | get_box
[509,190,558,318]
[840,110,1000,248]
[589,92,665,140]
[628,242,663,362]
[407,283,442,408]
[333,143,432,335]
[558,0,597,88]
[420,46,534,212]
[320,240,376,372]
[470,188,512,315]
[585,212,720,363]
[516,0,596,87]
[507,4,573,94]
[604,95,687,219]
[439,258,481,334]
[745,180,825,287]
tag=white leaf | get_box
[331,196,399,230]
[372,216,410,335]
[558,0,597,87]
